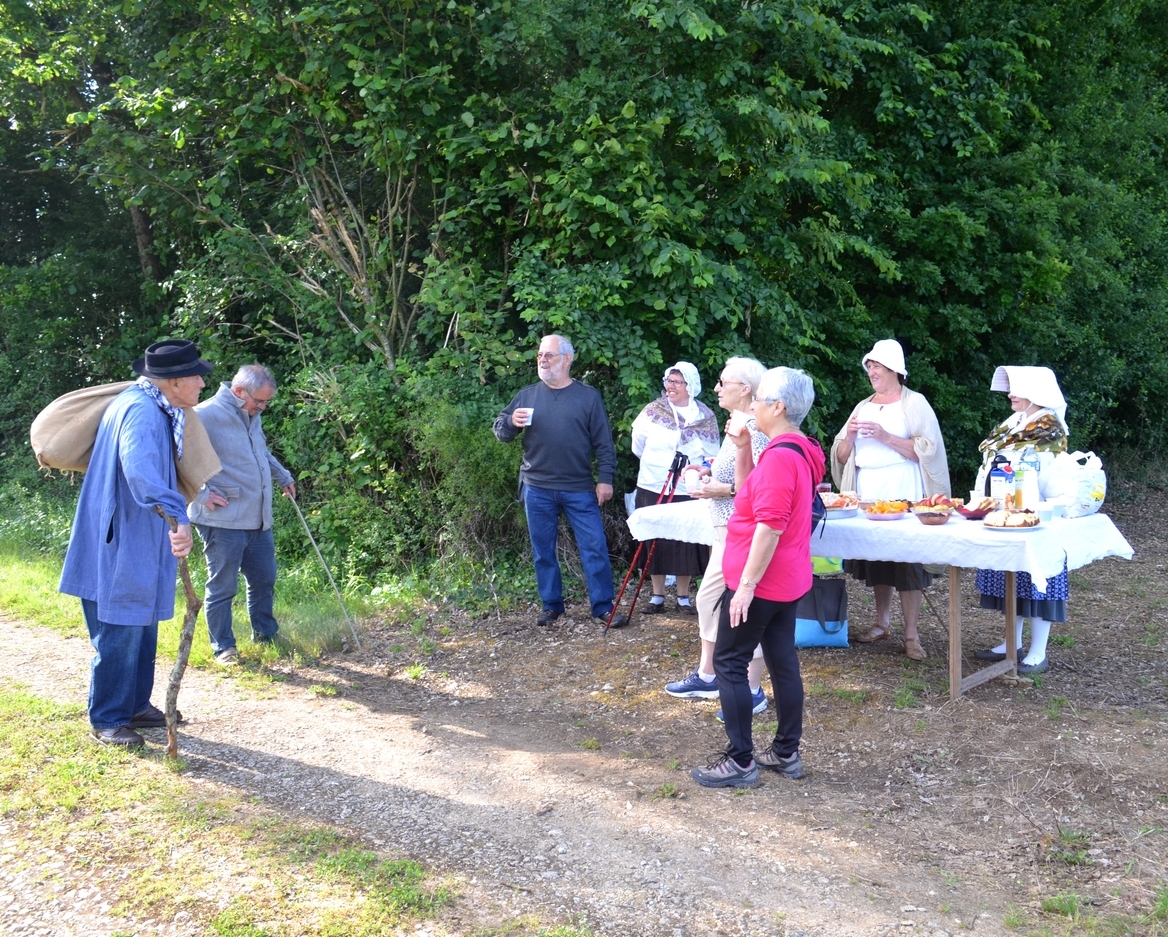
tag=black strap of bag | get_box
[772,441,827,537]
[810,578,847,634]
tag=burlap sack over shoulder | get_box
[30,381,222,503]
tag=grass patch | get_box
[653,782,679,799]
[578,738,601,751]
[1052,827,1092,866]
[0,686,450,935]
[0,541,82,635]
[1041,892,1089,919]
[1148,887,1168,923]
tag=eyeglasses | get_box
[663,378,687,388]
[536,352,563,361]
[716,379,750,391]
[245,390,274,410]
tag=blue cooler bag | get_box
[794,577,849,648]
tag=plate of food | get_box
[957,496,999,520]
[821,490,859,509]
[822,490,860,518]
[983,509,1041,530]
[911,508,952,526]
[864,499,909,521]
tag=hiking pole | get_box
[907,564,948,631]
[156,507,202,760]
[606,451,689,631]
[287,495,362,652]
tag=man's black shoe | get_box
[128,704,184,729]
[91,726,145,748]
[537,609,562,626]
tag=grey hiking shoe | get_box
[756,744,805,779]
[690,752,759,789]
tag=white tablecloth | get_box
[627,500,1134,591]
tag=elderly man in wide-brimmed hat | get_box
[59,340,212,747]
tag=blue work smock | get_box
[59,385,190,626]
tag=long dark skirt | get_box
[634,486,709,577]
[844,559,933,592]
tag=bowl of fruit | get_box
[911,494,959,525]
[956,496,999,520]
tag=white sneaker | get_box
[214,647,239,666]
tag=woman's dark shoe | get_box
[642,597,667,614]
[974,647,1007,662]
[1017,657,1049,675]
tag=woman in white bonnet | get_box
[831,339,951,661]
[631,362,721,613]
[972,366,1070,673]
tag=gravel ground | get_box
[2,501,1165,936]
[2,621,989,937]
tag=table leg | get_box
[958,569,1023,696]
[949,566,962,702]
[1004,570,1018,676]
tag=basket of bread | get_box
[982,508,1040,529]
[956,496,998,520]
[864,499,910,521]
[910,493,961,525]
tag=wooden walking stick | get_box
[156,506,202,759]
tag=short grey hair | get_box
[231,364,277,395]
[545,334,574,357]
[722,356,767,396]
[757,367,815,427]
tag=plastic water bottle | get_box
[1019,446,1041,508]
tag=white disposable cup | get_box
[518,408,534,426]
[727,409,750,436]
[683,469,702,495]
[1036,502,1054,522]
[969,489,981,504]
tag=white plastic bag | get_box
[1040,450,1106,517]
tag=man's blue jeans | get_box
[523,485,615,618]
[196,525,279,651]
[82,599,157,730]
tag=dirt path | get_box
[2,500,1166,936]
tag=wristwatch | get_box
[740,577,757,588]
[729,480,737,496]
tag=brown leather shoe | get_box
[128,704,184,729]
[91,726,145,748]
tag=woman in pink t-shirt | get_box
[691,367,825,789]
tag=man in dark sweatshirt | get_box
[494,335,627,627]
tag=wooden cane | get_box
[156,506,202,759]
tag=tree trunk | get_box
[130,204,164,282]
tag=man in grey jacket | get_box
[189,364,295,664]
